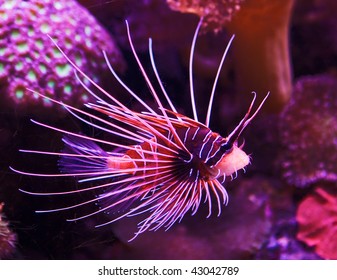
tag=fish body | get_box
[13,19,268,239]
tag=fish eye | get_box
[220,142,233,153]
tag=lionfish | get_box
[12,19,269,240]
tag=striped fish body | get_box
[99,107,241,189]
[14,18,268,239]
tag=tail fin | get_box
[58,135,109,175]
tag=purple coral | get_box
[279,74,337,187]
[0,0,124,117]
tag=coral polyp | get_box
[0,0,124,117]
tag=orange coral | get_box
[167,0,294,112]
[227,0,294,112]
[167,0,244,33]
[297,187,337,259]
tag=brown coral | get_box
[296,187,337,259]
[227,0,294,112]
[279,74,337,187]
[0,0,124,117]
[292,0,337,76]
[166,0,294,112]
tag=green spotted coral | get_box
[0,0,124,117]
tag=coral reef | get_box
[279,74,337,187]
[0,0,124,118]
[296,186,337,260]
[1,0,336,260]
[256,221,321,260]
[254,183,321,260]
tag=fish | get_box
[12,18,269,240]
